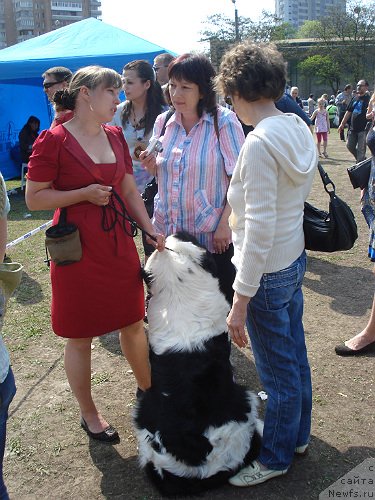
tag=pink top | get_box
[315,109,328,133]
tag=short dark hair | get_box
[215,41,287,102]
[309,93,314,98]
[154,53,175,67]
[168,53,216,117]
[344,84,352,91]
[42,66,72,83]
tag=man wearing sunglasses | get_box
[338,79,370,162]
[153,53,175,87]
[42,66,72,102]
[42,66,73,128]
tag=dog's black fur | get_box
[135,232,262,497]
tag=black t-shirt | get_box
[347,94,370,132]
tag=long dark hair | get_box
[168,54,217,118]
[21,115,40,135]
[120,60,165,135]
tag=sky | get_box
[100,0,275,54]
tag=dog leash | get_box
[101,189,175,252]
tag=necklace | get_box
[131,107,145,130]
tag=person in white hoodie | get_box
[215,41,318,487]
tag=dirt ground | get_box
[3,131,375,500]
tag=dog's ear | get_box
[200,251,218,278]
[141,266,154,286]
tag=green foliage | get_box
[200,13,253,43]
[298,55,341,92]
[308,1,375,82]
[296,20,322,39]
[200,10,294,44]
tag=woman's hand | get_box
[146,232,166,252]
[82,184,112,206]
[139,150,157,176]
[213,221,231,254]
[227,292,250,348]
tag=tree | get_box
[298,55,341,93]
[296,20,322,39]
[200,10,293,45]
[200,13,253,44]
[307,1,375,82]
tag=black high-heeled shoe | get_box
[80,417,119,442]
[335,340,375,356]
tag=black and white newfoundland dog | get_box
[135,232,262,497]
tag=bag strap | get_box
[213,108,220,142]
[160,109,174,138]
[317,162,335,195]
[58,207,67,225]
[159,108,220,141]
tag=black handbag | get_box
[45,208,82,266]
[304,163,358,252]
[141,109,174,218]
[141,177,158,218]
[347,158,372,189]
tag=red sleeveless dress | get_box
[28,124,144,338]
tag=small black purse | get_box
[142,177,158,218]
[304,163,358,252]
[347,158,372,189]
[45,208,82,266]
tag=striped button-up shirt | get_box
[152,106,245,252]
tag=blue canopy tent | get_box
[0,18,172,179]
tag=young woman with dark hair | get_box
[110,60,167,193]
[18,116,40,163]
[141,53,245,303]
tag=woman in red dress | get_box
[26,66,165,442]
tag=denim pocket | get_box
[260,254,306,311]
[194,189,221,233]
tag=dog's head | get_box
[143,232,218,294]
[143,232,229,353]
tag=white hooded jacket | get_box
[228,113,317,298]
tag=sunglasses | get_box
[43,81,63,89]
[153,66,167,72]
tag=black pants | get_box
[210,244,235,305]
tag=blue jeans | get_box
[0,368,16,500]
[246,251,312,470]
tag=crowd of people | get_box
[1,41,374,497]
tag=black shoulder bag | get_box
[142,109,174,217]
[303,163,358,252]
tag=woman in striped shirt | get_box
[141,53,245,303]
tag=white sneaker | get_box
[295,444,309,455]
[228,460,288,487]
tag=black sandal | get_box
[80,417,119,442]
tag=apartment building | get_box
[0,0,102,48]
[275,0,346,28]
